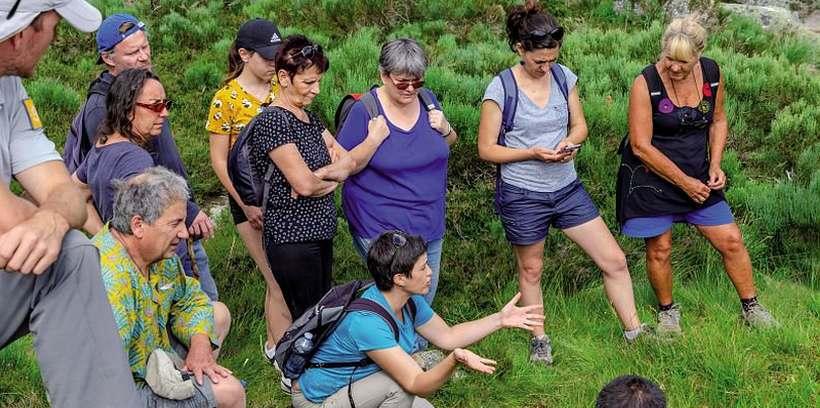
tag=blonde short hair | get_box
[661,16,707,61]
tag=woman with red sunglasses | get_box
[73,68,173,231]
[336,39,458,354]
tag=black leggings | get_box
[265,239,333,319]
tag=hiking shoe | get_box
[271,358,292,395]
[656,304,682,336]
[529,335,553,365]
[742,303,779,329]
[624,324,665,344]
[412,349,445,371]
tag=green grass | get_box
[2,0,818,406]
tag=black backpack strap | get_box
[348,298,400,342]
[417,88,438,112]
[641,64,665,110]
[700,57,721,98]
[406,297,417,323]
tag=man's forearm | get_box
[39,182,88,229]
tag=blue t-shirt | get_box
[77,141,154,223]
[298,285,435,403]
[337,90,450,241]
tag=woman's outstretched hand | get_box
[498,292,544,332]
[454,348,497,374]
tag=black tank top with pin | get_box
[616,57,724,223]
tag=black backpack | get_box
[274,280,417,380]
[227,106,287,208]
[334,86,439,132]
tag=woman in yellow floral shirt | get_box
[206,18,290,367]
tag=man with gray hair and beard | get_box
[92,166,245,407]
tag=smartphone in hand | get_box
[559,143,582,154]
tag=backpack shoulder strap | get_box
[641,64,664,109]
[700,57,721,94]
[359,91,380,120]
[498,68,518,146]
[348,298,400,342]
[417,88,438,112]
[550,64,571,128]
[550,64,570,103]
[407,297,417,321]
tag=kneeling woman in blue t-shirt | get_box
[292,231,543,407]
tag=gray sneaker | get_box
[624,324,664,343]
[656,304,682,336]
[529,335,553,365]
[742,303,779,328]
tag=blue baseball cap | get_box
[96,13,145,53]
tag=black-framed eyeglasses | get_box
[524,26,565,44]
[136,99,173,113]
[6,0,21,20]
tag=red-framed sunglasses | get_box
[136,99,173,113]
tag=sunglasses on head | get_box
[524,26,565,44]
[136,99,173,113]
[291,44,321,59]
[389,74,424,91]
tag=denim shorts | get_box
[495,178,600,245]
[621,200,734,238]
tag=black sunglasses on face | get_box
[6,0,21,20]
[524,26,565,44]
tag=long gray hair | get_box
[378,38,427,77]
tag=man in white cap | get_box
[0,1,141,406]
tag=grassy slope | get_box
[1,0,818,406]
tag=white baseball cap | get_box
[0,0,101,42]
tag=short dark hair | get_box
[596,375,667,408]
[99,68,160,147]
[274,34,329,79]
[506,0,562,51]
[367,230,427,291]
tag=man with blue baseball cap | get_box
[65,13,221,302]
[0,0,141,406]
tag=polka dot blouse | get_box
[248,106,337,245]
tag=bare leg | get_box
[645,230,674,306]
[696,223,757,299]
[212,301,231,360]
[236,222,291,349]
[513,240,547,337]
[562,217,641,330]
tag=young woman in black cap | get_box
[205,17,291,373]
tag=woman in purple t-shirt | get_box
[73,68,169,233]
[337,39,458,316]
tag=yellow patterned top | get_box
[92,226,215,382]
[205,78,278,148]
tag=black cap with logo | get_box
[235,18,282,60]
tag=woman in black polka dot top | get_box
[248,35,355,320]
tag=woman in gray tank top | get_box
[477,0,653,365]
